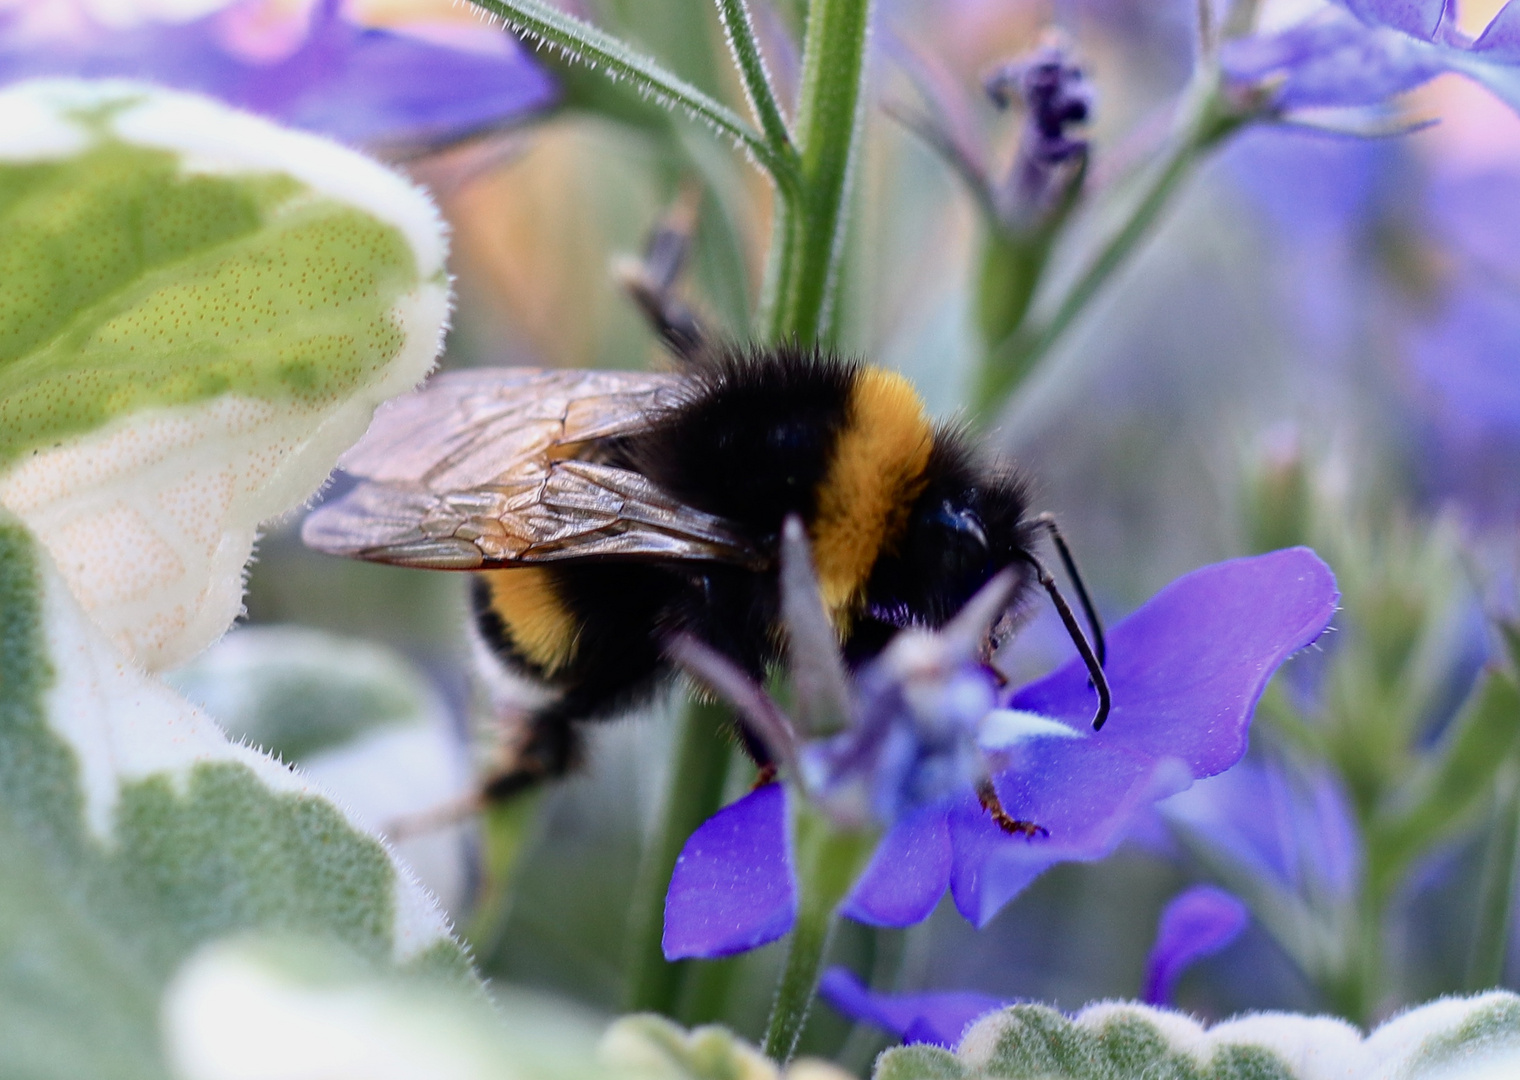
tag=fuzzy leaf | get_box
[871,994,1520,1080]
[165,625,439,763]
[600,1014,854,1080]
[0,78,448,671]
[0,513,466,1080]
[165,936,603,1080]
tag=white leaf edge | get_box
[955,993,1520,1080]
[0,77,450,671]
[29,518,453,962]
[163,938,605,1080]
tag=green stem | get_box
[1466,761,1520,990]
[625,698,736,1015]
[973,82,1248,422]
[762,0,875,343]
[760,809,875,1063]
[468,0,788,181]
[713,0,795,155]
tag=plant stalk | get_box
[1465,760,1520,990]
[762,0,875,342]
[625,697,736,1015]
[760,810,875,1063]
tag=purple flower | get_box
[1142,885,1249,1006]
[0,0,557,148]
[817,968,1008,1048]
[1222,0,1520,119]
[815,885,1246,1044]
[663,548,1338,959]
[1163,759,1363,905]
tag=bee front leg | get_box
[615,180,707,362]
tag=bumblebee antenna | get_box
[1031,512,1105,665]
[1020,549,1112,731]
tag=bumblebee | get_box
[301,341,1110,799]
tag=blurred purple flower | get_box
[817,968,1007,1048]
[1222,0,1520,119]
[1401,167,1520,522]
[0,0,557,148]
[1141,884,1249,1005]
[663,548,1338,959]
[984,43,1092,226]
[816,886,1245,1044]
[1162,759,1363,904]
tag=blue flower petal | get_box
[945,747,1189,927]
[0,0,556,146]
[840,805,952,927]
[1474,1,1520,61]
[1335,0,1447,40]
[1142,885,1249,1005]
[663,783,797,960]
[1010,548,1339,776]
[928,549,1339,926]
[818,968,1007,1048]
[1221,17,1445,109]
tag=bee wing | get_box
[337,367,688,491]
[304,368,762,569]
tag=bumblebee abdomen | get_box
[476,567,582,678]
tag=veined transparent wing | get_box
[303,368,761,570]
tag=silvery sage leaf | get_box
[873,993,1520,1080]
[166,624,441,764]
[600,1014,854,1080]
[0,510,465,1079]
[164,936,602,1080]
[0,77,449,671]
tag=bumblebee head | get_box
[862,435,1039,631]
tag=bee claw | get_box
[975,777,1048,841]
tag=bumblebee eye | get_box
[933,501,989,552]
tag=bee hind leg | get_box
[480,703,584,804]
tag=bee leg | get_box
[480,704,584,804]
[616,180,707,362]
[975,777,1048,840]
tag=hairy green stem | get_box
[714,0,795,154]
[973,83,1247,422]
[468,0,789,180]
[1466,761,1520,990]
[762,0,875,342]
[760,811,875,1063]
[625,698,736,1015]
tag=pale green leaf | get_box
[165,625,439,763]
[600,1014,855,1080]
[0,513,468,1079]
[163,936,605,1080]
[872,995,1520,1080]
[0,78,449,671]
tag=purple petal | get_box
[1221,18,1445,109]
[0,0,557,147]
[663,783,797,960]
[818,968,1007,1048]
[840,805,952,927]
[945,748,1192,926]
[1474,1,1520,61]
[933,549,1338,925]
[1162,761,1363,902]
[1010,548,1339,777]
[1142,886,1249,1005]
[1334,0,1446,39]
